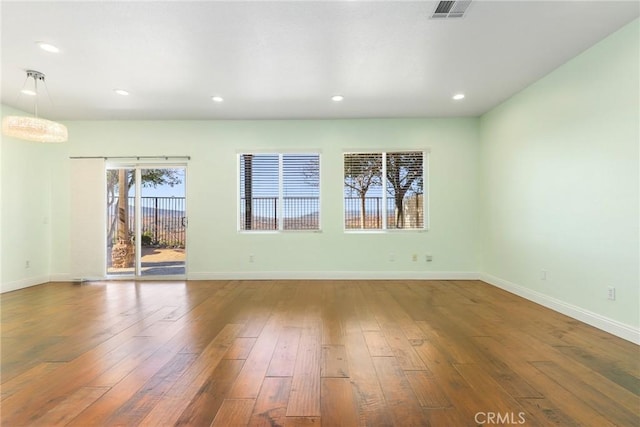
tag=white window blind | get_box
[344,151,426,230]
[386,151,425,229]
[282,154,320,230]
[240,154,279,230]
[344,153,383,229]
[240,153,320,231]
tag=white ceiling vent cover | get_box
[432,0,472,19]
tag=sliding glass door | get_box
[106,165,186,278]
[107,168,137,276]
[139,167,186,276]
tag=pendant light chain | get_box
[34,72,39,118]
[2,69,68,143]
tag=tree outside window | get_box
[344,151,426,230]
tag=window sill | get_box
[238,229,323,234]
[344,228,429,233]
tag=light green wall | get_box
[50,117,480,278]
[479,19,639,329]
[0,106,55,292]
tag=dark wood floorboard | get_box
[1,279,638,426]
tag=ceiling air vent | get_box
[431,0,472,19]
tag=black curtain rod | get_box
[69,156,190,160]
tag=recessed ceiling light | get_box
[212,96,224,103]
[114,89,130,96]
[36,42,60,53]
[452,93,465,100]
[21,89,37,96]
[331,95,344,102]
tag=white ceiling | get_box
[1,1,638,120]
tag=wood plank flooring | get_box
[1,280,638,426]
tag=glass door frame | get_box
[106,161,188,279]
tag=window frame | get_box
[343,149,429,233]
[237,151,322,233]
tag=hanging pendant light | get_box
[2,70,68,143]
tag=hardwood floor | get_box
[1,280,638,426]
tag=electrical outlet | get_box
[541,270,548,280]
[607,286,616,301]
[25,260,30,269]
[425,254,433,262]
[412,254,418,262]
[249,254,254,263]
[389,253,395,262]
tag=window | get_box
[344,151,426,230]
[239,153,320,231]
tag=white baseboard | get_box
[187,271,480,281]
[49,273,72,282]
[1,275,50,293]
[52,271,480,282]
[51,270,480,282]
[481,273,640,345]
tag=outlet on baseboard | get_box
[607,286,616,301]
[25,260,30,269]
